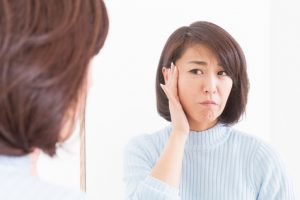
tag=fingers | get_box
[162,63,176,84]
[161,63,179,102]
[161,66,170,99]
[162,66,168,83]
[160,83,169,100]
[170,63,178,94]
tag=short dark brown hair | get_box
[0,0,109,156]
[156,21,249,125]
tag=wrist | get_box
[170,131,188,145]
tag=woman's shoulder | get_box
[35,181,88,200]
[226,126,288,164]
[228,126,270,148]
[228,126,287,167]
[228,127,294,194]
[229,129,295,198]
[0,171,87,200]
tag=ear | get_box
[162,67,168,83]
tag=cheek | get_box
[177,76,196,100]
[220,80,233,102]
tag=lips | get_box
[200,100,217,105]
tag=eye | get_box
[217,70,228,76]
[189,69,203,75]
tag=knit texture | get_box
[124,123,295,200]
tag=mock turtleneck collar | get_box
[168,123,231,150]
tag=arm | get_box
[150,132,187,188]
[123,64,189,200]
[151,63,189,188]
[124,137,181,200]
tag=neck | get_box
[29,148,41,177]
[188,119,218,132]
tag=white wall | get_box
[270,0,300,197]
[37,0,299,199]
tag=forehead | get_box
[176,44,219,65]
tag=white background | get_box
[37,0,300,199]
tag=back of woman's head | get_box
[0,0,109,156]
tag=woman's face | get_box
[175,44,233,130]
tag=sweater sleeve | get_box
[123,136,180,200]
[251,142,295,200]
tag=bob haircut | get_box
[156,21,249,125]
[0,0,108,156]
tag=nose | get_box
[202,74,217,95]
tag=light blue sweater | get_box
[124,123,295,200]
[0,155,87,200]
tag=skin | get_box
[30,148,40,176]
[151,44,233,188]
[176,44,233,131]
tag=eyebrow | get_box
[188,60,207,66]
[188,60,222,67]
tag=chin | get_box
[191,113,218,126]
[199,110,218,121]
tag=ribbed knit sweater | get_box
[0,155,88,200]
[123,123,295,200]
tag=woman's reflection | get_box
[123,21,295,200]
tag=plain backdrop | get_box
[37,0,300,199]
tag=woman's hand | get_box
[150,63,189,188]
[161,63,190,138]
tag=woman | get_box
[0,1,108,199]
[124,21,295,199]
